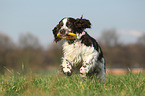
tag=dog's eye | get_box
[66,22,71,27]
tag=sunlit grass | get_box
[0,72,145,96]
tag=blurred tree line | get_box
[0,29,145,74]
[99,29,145,69]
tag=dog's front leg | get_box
[80,63,94,77]
[61,58,73,76]
[80,55,97,77]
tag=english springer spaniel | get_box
[52,17,106,82]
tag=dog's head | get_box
[52,17,91,42]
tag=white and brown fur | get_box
[52,17,106,82]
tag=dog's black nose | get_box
[60,29,66,35]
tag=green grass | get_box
[0,72,145,96]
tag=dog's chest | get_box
[63,41,82,58]
[63,41,97,66]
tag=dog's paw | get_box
[80,65,89,77]
[65,71,72,76]
[63,67,72,76]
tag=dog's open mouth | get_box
[57,32,77,39]
[61,34,73,38]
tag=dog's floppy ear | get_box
[75,17,91,31]
[52,24,61,43]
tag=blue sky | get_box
[0,0,145,47]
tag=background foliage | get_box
[0,29,145,74]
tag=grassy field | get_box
[0,71,145,96]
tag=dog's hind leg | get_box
[95,61,106,83]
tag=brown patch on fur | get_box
[52,24,62,42]
[74,18,91,33]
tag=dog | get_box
[52,17,106,82]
